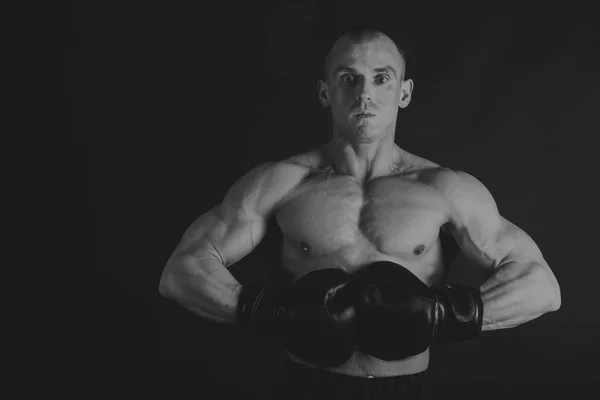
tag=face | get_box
[318,36,413,142]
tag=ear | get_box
[398,78,414,109]
[317,80,330,107]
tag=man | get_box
[159,26,561,399]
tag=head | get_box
[317,27,414,143]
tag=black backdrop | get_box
[67,1,600,398]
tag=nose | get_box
[357,79,373,101]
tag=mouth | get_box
[355,112,375,119]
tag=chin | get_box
[352,130,381,143]
[353,121,379,132]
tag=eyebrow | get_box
[332,65,398,79]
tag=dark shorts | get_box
[278,360,430,400]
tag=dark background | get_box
[60,1,600,398]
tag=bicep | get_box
[173,161,305,267]
[450,214,528,269]
[177,203,267,268]
[447,171,524,268]
[174,162,290,266]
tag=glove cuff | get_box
[236,285,285,338]
[433,284,483,344]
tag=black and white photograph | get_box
[56,2,600,398]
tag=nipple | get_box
[413,244,425,255]
[300,241,311,254]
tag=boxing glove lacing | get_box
[445,285,477,323]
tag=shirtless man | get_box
[158,27,561,399]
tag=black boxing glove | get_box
[351,261,483,361]
[236,268,357,368]
[351,261,436,360]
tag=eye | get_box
[375,75,390,84]
[341,74,356,84]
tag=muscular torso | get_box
[273,149,454,377]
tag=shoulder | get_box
[224,155,313,217]
[430,169,492,200]
[428,168,500,227]
[284,147,332,171]
[233,147,327,195]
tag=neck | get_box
[326,132,399,181]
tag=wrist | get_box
[232,283,243,309]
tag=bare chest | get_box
[275,172,451,278]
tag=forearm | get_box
[159,251,241,324]
[479,260,560,331]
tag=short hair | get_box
[322,24,407,81]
